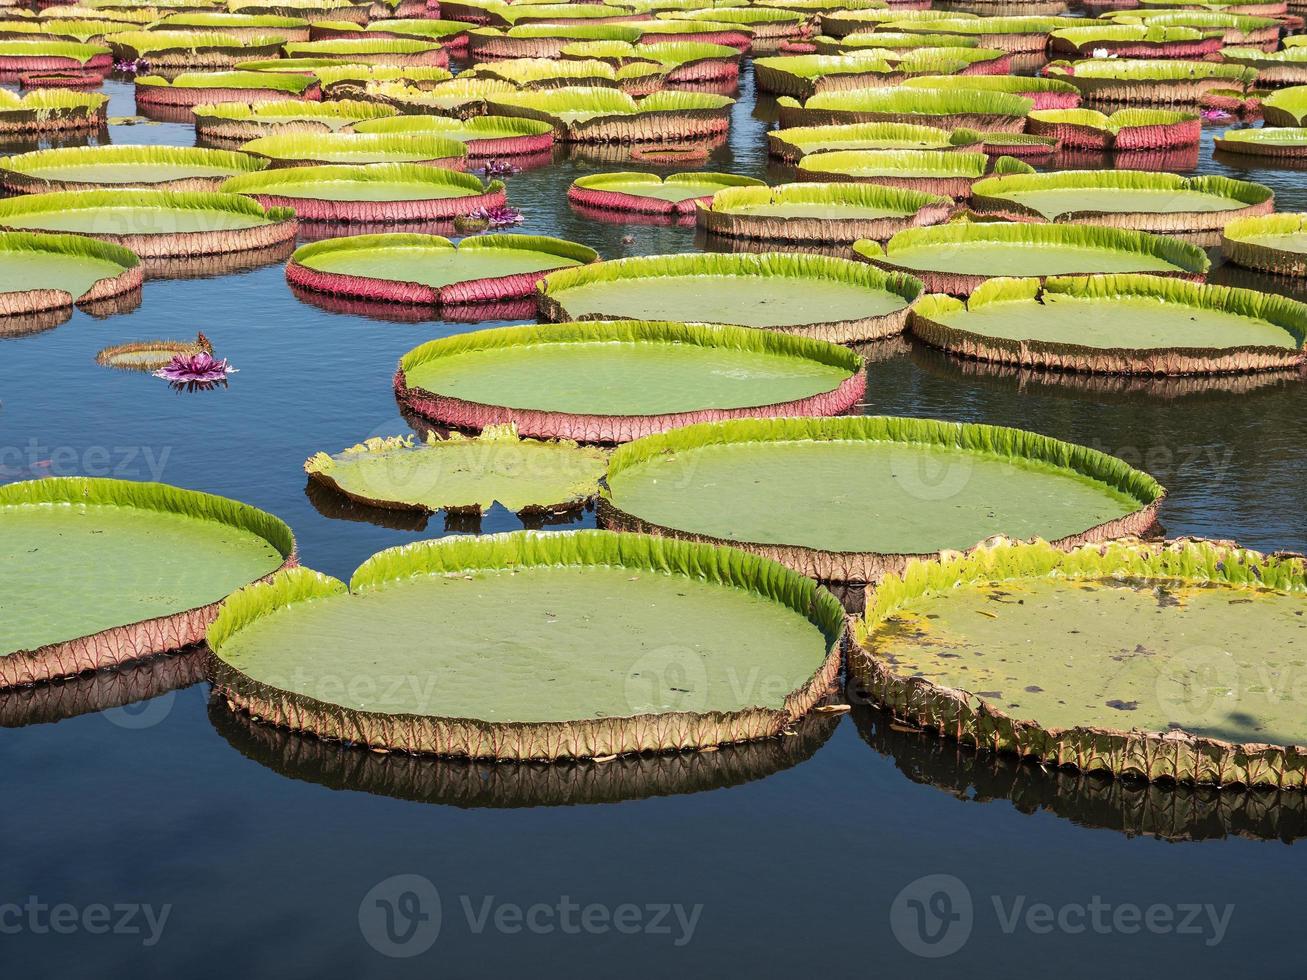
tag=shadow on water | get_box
[0,650,206,729]
[208,698,842,809]
[852,705,1307,844]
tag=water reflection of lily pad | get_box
[852,705,1307,843]
[211,696,841,808]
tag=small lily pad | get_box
[95,332,212,372]
[305,424,609,515]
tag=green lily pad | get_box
[601,416,1163,581]
[538,251,921,340]
[305,426,609,514]
[96,331,213,371]
[911,274,1306,374]
[206,530,845,759]
[852,538,1307,786]
[853,221,1209,291]
[0,144,268,192]
[0,477,292,684]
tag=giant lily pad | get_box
[151,11,313,41]
[1221,212,1307,277]
[353,78,516,118]
[220,163,506,223]
[776,86,1034,133]
[661,5,806,42]
[1258,85,1307,126]
[568,171,764,216]
[467,24,644,60]
[206,530,845,760]
[348,114,555,157]
[96,331,212,371]
[0,231,141,323]
[229,0,373,23]
[0,144,269,193]
[287,232,597,307]
[967,170,1274,235]
[0,477,294,689]
[485,86,733,142]
[562,40,741,83]
[820,9,981,40]
[0,88,107,133]
[192,98,400,142]
[877,15,1099,53]
[794,148,989,197]
[239,131,469,168]
[284,36,449,65]
[852,221,1209,295]
[1026,106,1199,150]
[1045,59,1257,104]
[633,19,755,49]
[753,53,897,99]
[0,38,112,71]
[1103,9,1280,46]
[910,274,1307,374]
[305,425,609,515]
[699,182,953,243]
[539,251,922,343]
[851,538,1307,787]
[1219,46,1307,86]
[136,70,322,107]
[812,31,985,55]
[338,18,473,49]
[109,29,284,67]
[0,188,296,258]
[767,121,981,160]
[0,17,140,43]
[466,57,665,93]
[1214,126,1307,160]
[394,319,867,442]
[1049,24,1222,58]
[599,416,1164,581]
[900,73,1080,110]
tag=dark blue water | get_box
[2,64,1306,979]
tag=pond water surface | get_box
[2,66,1306,978]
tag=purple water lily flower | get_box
[482,159,519,178]
[471,204,523,228]
[1201,109,1235,122]
[153,352,237,390]
[114,58,149,74]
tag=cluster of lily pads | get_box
[3,0,1307,797]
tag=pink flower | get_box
[482,159,519,178]
[153,352,237,390]
[466,204,523,229]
